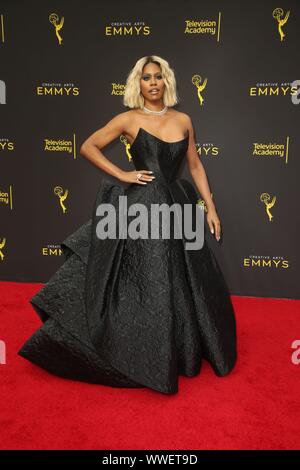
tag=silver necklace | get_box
[143,105,168,115]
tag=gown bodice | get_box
[129,127,189,184]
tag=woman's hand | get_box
[119,170,155,185]
[206,208,221,242]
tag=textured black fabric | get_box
[18,127,237,395]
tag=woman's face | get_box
[140,62,165,103]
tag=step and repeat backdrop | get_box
[0,0,299,299]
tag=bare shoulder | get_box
[169,109,192,130]
[170,110,198,145]
[80,110,134,150]
[116,109,141,129]
[178,111,193,128]
[99,110,136,135]
[106,110,132,129]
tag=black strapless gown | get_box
[18,127,237,395]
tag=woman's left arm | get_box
[184,114,221,242]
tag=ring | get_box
[136,173,142,181]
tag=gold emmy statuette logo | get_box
[1,14,5,44]
[197,194,213,212]
[120,134,133,162]
[260,192,276,221]
[49,13,64,45]
[272,8,290,41]
[54,186,68,213]
[192,75,207,106]
[0,237,6,261]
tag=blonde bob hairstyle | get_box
[123,55,179,109]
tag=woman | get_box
[18,55,237,395]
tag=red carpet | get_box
[0,281,299,450]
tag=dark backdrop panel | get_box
[1,0,299,299]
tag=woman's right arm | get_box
[80,112,154,186]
